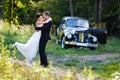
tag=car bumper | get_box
[65,41,98,48]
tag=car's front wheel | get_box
[56,39,59,44]
[89,47,97,50]
[61,36,67,48]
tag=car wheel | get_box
[61,36,67,48]
[56,39,59,44]
[89,47,96,50]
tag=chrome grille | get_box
[78,33,84,42]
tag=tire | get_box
[61,36,67,48]
[88,36,98,50]
[89,47,97,50]
[56,39,59,44]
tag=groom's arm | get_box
[35,21,52,30]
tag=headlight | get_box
[92,36,97,42]
[67,33,72,39]
[64,29,71,33]
[67,29,71,32]
[105,31,107,34]
[71,30,75,34]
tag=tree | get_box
[94,0,103,23]
[102,0,120,35]
[69,0,74,16]
[94,0,99,23]
[1,0,119,35]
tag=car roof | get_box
[63,16,88,21]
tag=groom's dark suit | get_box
[35,21,52,66]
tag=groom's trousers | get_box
[39,39,48,67]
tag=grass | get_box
[96,62,120,79]
[46,34,120,55]
[97,37,120,53]
[0,21,120,79]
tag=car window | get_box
[78,20,89,28]
[66,19,78,27]
[66,19,89,28]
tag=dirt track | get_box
[48,53,120,65]
[16,53,120,80]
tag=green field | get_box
[0,22,120,80]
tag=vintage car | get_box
[56,16,107,50]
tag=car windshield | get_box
[66,19,89,28]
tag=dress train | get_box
[13,31,41,62]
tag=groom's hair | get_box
[43,11,50,17]
[36,13,42,18]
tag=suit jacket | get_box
[35,21,52,41]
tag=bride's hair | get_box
[36,13,42,18]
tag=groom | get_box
[35,11,52,67]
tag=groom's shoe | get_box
[41,64,48,68]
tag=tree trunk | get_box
[99,0,102,23]
[69,0,74,16]
[94,0,99,23]
[94,0,103,23]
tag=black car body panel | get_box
[90,29,107,44]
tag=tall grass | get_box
[46,35,120,56]
[1,21,120,55]
[98,37,120,53]
[0,33,98,80]
[0,21,120,80]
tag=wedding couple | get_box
[12,11,52,67]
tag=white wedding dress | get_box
[12,17,52,62]
[13,26,42,62]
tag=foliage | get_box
[81,66,95,80]
[0,21,34,45]
[96,62,120,80]
[1,0,36,24]
[1,0,120,35]
[102,0,120,35]
[112,71,120,80]
[74,0,94,21]
[98,36,120,53]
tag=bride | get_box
[12,13,52,63]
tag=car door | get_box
[57,19,65,40]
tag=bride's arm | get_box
[35,18,52,30]
[36,17,52,26]
[35,21,40,32]
[36,21,40,26]
[35,21,52,30]
[38,17,52,24]
[35,21,44,32]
